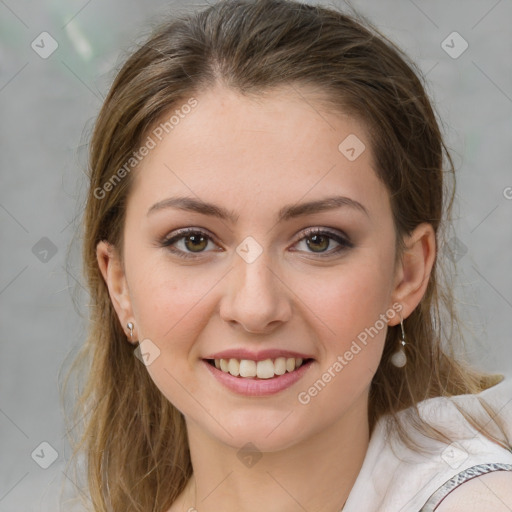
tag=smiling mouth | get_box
[204,357,314,379]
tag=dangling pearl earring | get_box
[127,322,134,342]
[390,313,407,368]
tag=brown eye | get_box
[306,233,330,253]
[161,227,353,260]
[161,229,218,259]
[183,233,208,252]
[293,228,353,257]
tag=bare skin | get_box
[97,84,436,512]
[435,471,512,511]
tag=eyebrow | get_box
[147,195,369,223]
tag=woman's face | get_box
[106,85,406,450]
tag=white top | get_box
[343,374,512,512]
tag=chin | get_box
[198,408,315,453]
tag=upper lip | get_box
[204,348,315,362]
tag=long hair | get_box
[60,1,509,510]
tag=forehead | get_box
[129,84,389,222]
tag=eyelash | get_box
[159,227,353,260]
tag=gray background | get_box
[1,0,511,510]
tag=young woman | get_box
[62,1,512,511]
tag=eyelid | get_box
[296,226,353,247]
[160,227,222,258]
[160,226,353,258]
[161,227,220,246]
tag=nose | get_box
[219,248,292,334]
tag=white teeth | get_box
[256,359,274,379]
[228,358,240,377]
[239,359,256,378]
[213,356,308,378]
[274,357,287,375]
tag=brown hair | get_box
[61,1,509,510]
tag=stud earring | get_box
[390,313,407,368]
[127,322,134,342]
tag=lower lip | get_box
[202,359,314,396]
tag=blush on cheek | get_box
[130,275,197,337]
[320,291,390,382]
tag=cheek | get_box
[297,251,394,397]
[300,258,393,342]
[296,272,391,416]
[131,272,214,346]
[126,262,217,413]
[125,244,216,349]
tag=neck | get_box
[178,396,370,512]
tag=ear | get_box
[96,240,135,342]
[389,222,436,325]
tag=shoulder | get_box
[435,470,512,511]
